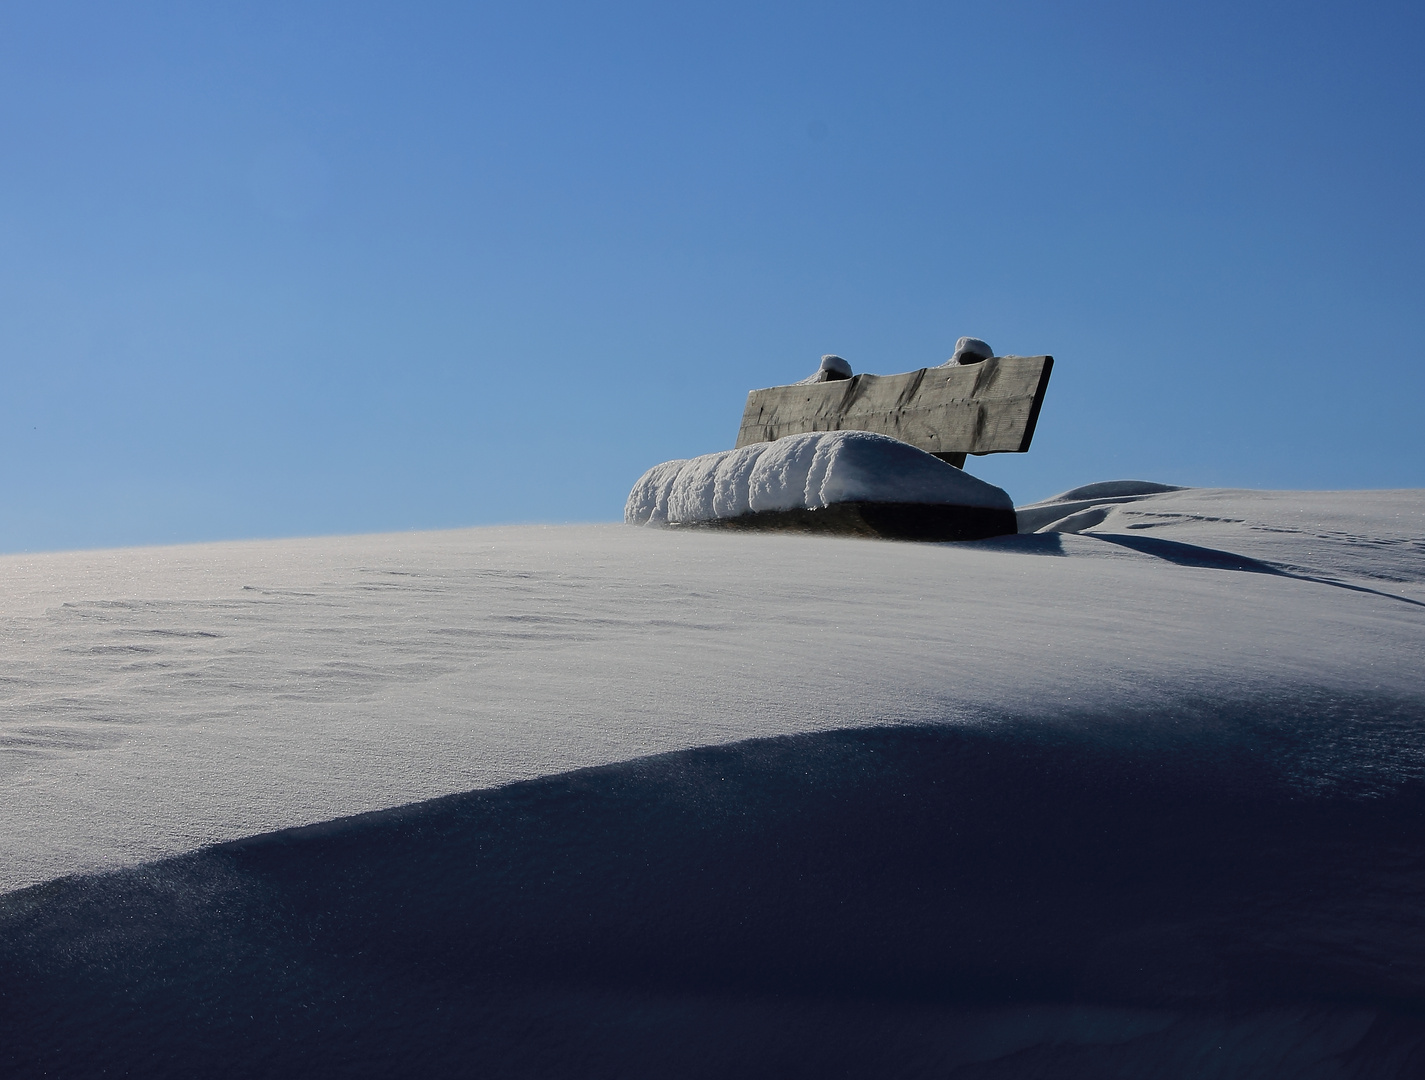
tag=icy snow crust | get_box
[626,430,1013,526]
[2,485,1425,1077]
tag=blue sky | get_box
[2,1,1422,551]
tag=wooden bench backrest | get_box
[734,354,1054,457]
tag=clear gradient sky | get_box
[2,1,1422,552]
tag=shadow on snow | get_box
[3,691,1425,1078]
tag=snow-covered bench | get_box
[627,346,1054,542]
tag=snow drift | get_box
[624,430,1013,527]
[1,483,1423,1077]
[5,705,1425,1078]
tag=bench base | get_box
[687,502,1018,542]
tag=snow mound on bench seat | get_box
[626,431,1013,526]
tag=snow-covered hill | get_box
[1,484,1422,1077]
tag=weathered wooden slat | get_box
[734,355,1054,456]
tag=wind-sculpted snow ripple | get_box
[1020,485,1425,587]
[3,690,1424,1079]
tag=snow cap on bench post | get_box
[796,354,854,384]
[947,337,994,366]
